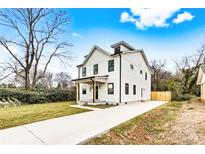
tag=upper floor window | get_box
[140,70,143,74]
[93,64,98,75]
[125,83,129,95]
[133,85,136,95]
[82,85,86,94]
[82,67,86,77]
[114,46,121,54]
[108,83,114,94]
[130,64,134,70]
[145,72,147,80]
[108,60,114,72]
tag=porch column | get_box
[92,80,96,103]
[75,83,80,102]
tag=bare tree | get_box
[36,71,54,89]
[174,43,205,93]
[0,9,72,90]
[54,72,72,89]
[150,59,166,91]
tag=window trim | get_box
[140,70,143,74]
[133,85,136,95]
[145,72,147,80]
[108,59,114,72]
[82,67,86,77]
[82,85,86,94]
[108,83,114,94]
[130,64,134,70]
[125,83,129,95]
[114,46,121,54]
[93,64,98,75]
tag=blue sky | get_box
[64,8,205,78]
[1,8,205,79]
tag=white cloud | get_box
[72,32,82,39]
[120,8,194,30]
[172,11,194,24]
[120,12,135,23]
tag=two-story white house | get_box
[72,41,152,105]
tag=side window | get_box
[130,64,134,70]
[82,85,86,94]
[125,83,129,95]
[93,64,98,75]
[82,67,86,77]
[145,72,147,80]
[140,70,143,74]
[108,60,114,72]
[108,83,114,94]
[133,85,136,95]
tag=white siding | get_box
[77,47,151,104]
[121,52,151,103]
[79,48,120,103]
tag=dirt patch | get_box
[158,99,205,144]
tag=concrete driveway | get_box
[0,101,166,145]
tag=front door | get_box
[96,86,99,100]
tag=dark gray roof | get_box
[111,41,135,50]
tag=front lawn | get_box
[86,101,183,145]
[0,101,90,130]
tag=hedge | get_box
[0,88,76,104]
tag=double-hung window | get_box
[133,85,136,95]
[82,67,86,77]
[82,85,86,94]
[125,83,129,95]
[93,64,98,75]
[108,83,114,94]
[108,60,114,72]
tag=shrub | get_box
[172,92,195,101]
[0,88,76,104]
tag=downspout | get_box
[119,52,122,104]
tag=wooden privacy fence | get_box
[151,91,172,101]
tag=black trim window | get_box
[93,64,98,75]
[114,47,120,54]
[82,67,86,77]
[130,64,134,70]
[108,60,114,72]
[133,85,136,95]
[140,70,143,74]
[145,72,147,80]
[125,83,129,95]
[108,83,114,94]
[82,85,86,94]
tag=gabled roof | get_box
[77,41,152,74]
[111,41,135,50]
[139,50,153,74]
[77,45,111,67]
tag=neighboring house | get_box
[72,41,152,105]
[197,64,205,101]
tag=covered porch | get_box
[72,75,108,104]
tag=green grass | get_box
[84,104,115,109]
[0,101,90,130]
[86,101,183,145]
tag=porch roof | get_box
[72,75,108,83]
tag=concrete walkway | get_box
[70,105,102,111]
[0,101,166,145]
